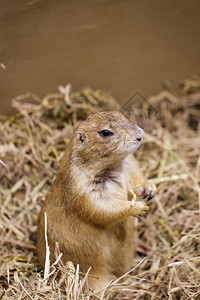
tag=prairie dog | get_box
[37,111,156,290]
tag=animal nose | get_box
[132,125,144,141]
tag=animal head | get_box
[72,111,143,167]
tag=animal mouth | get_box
[126,139,142,152]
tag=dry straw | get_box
[0,79,200,299]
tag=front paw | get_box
[137,183,156,201]
[130,201,149,216]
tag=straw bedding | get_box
[0,79,200,299]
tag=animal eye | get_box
[99,129,113,137]
[80,135,84,143]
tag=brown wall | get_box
[0,0,200,114]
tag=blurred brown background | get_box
[0,0,200,115]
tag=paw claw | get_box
[137,183,156,200]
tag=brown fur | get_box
[37,111,156,290]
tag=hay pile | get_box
[0,79,200,299]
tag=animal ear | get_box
[76,132,86,143]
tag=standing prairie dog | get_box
[37,111,156,290]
